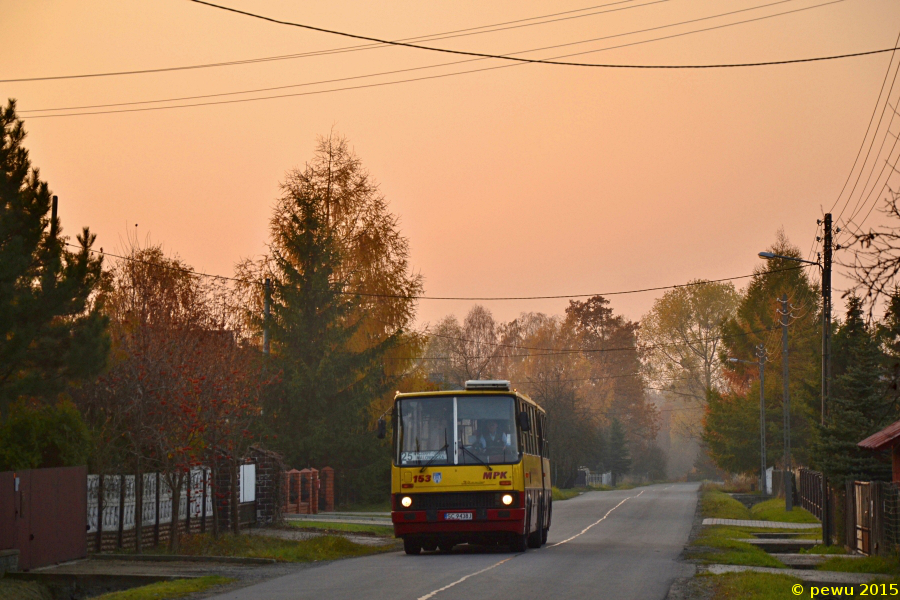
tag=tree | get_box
[260,148,420,499]
[707,232,821,473]
[607,419,632,485]
[640,281,740,440]
[0,99,108,412]
[422,306,502,388]
[814,297,893,484]
[0,397,91,471]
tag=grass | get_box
[337,501,391,513]
[552,486,582,501]
[817,555,900,575]
[690,525,786,568]
[750,498,819,524]
[799,544,850,555]
[146,532,392,563]
[0,579,52,600]
[287,520,394,536]
[710,572,813,599]
[92,576,235,600]
[701,489,752,520]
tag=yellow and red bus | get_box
[379,380,551,554]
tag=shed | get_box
[858,419,900,483]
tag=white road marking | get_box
[548,490,645,548]
[416,489,645,599]
[417,556,515,600]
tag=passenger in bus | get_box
[478,420,510,452]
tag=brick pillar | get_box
[309,468,319,515]
[321,467,334,512]
[299,469,312,514]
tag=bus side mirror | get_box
[376,418,387,439]
[517,412,531,432]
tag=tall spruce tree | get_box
[263,180,402,501]
[0,99,108,412]
[815,297,892,484]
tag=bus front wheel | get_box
[404,538,422,555]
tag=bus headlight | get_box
[501,494,514,506]
[401,496,413,508]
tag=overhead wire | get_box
[21,0,850,119]
[828,25,900,217]
[188,0,886,69]
[70,241,812,300]
[1,0,653,83]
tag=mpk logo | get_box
[483,471,508,480]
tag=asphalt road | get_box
[209,482,699,600]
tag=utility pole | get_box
[263,278,271,355]
[757,343,767,496]
[50,195,58,239]
[821,213,833,544]
[780,294,793,511]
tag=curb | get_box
[90,554,276,565]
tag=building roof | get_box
[858,419,900,450]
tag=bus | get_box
[378,380,551,554]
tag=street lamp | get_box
[759,214,833,543]
[729,345,767,497]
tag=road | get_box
[209,482,699,600]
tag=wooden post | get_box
[117,474,125,549]
[185,469,192,534]
[96,475,104,553]
[154,473,161,547]
[201,468,208,534]
[322,467,334,512]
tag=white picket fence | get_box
[86,468,212,534]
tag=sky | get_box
[4,0,900,330]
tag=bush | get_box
[0,397,91,470]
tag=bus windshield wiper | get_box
[420,429,449,472]
[459,442,492,471]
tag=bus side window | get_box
[529,407,537,455]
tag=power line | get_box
[828,25,900,216]
[190,0,894,69]
[21,0,852,119]
[1,0,651,83]
[75,242,810,300]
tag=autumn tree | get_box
[248,136,421,502]
[422,306,502,388]
[0,99,108,413]
[706,232,821,474]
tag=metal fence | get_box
[798,468,824,521]
[87,469,212,535]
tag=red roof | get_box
[858,419,900,450]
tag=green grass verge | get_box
[149,533,392,562]
[337,501,391,513]
[798,544,849,555]
[690,525,786,568]
[710,572,813,599]
[817,555,900,575]
[552,487,581,501]
[287,521,394,536]
[0,579,52,600]
[750,498,819,523]
[701,489,752,520]
[92,576,234,600]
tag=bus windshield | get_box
[396,395,519,467]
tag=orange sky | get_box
[4,0,900,328]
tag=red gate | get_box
[0,466,87,570]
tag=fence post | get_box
[185,470,192,534]
[201,468,207,534]
[117,474,125,549]
[96,475,104,553]
[154,473,161,547]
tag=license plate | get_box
[444,512,473,521]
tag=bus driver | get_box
[479,420,510,452]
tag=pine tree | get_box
[607,418,632,485]
[815,297,892,484]
[264,180,402,501]
[0,99,108,412]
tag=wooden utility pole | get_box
[780,294,793,511]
